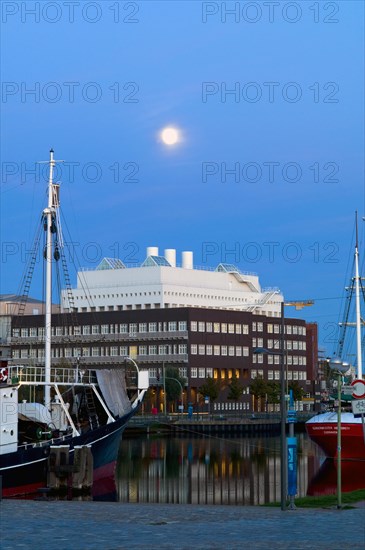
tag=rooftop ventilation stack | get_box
[182,251,193,270]
[164,249,176,267]
[146,246,159,258]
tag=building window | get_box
[268,355,273,364]
[139,345,147,355]
[119,324,128,333]
[206,368,213,378]
[92,347,99,357]
[214,345,220,356]
[29,348,37,358]
[198,345,205,355]
[191,367,198,378]
[21,328,28,338]
[251,370,257,379]
[257,354,263,364]
[159,345,168,355]
[252,322,257,331]
[228,324,235,334]
[139,323,147,333]
[65,348,72,358]
[110,346,118,356]
[179,321,187,331]
[274,324,280,334]
[129,323,137,335]
[198,322,205,332]
[242,347,249,356]
[83,325,90,335]
[221,345,227,356]
[268,370,274,380]
[149,322,157,332]
[206,322,213,332]
[82,347,90,357]
[206,345,213,355]
[221,323,227,333]
[236,346,242,356]
[179,344,187,354]
[199,368,205,378]
[257,322,263,332]
[168,321,177,332]
[191,321,197,332]
[179,367,187,378]
[274,371,280,380]
[12,328,20,338]
[267,324,273,333]
[191,344,197,355]
[213,323,220,333]
[257,337,264,347]
[235,324,242,334]
[242,324,249,335]
[92,325,99,335]
[286,325,292,335]
[228,346,235,356]
[73,348,81,357]
[120,346,128,356]
[149,345,157,355]
[29,327,37,337]
[21,349,28,358]
[100,324,109,335]
[56,327,63,336]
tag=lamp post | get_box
[254,299,313,511]
[328,357,350,510]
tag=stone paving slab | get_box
[0,500,364,550]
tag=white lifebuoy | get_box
[0,368,8,382]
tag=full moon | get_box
[161,127,180,146]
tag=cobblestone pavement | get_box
[0,500,364,550]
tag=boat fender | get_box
[0,367,8,382]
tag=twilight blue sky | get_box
[0,1,364,360]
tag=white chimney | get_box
[182,251,193,269]
[164,249,176,267]
[146,246,159,257]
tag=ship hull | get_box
[0,409,134,498]
[306,413,365,460]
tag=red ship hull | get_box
[306,413,365,460]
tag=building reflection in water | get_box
[115,434,326,506]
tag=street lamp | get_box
[328,357,350,510]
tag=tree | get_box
[250,377,267,412]
[165,367,186,404]
[266,381,280,405]
[199,376,220,402]
[288,381,305,402]
[227,372,243,401]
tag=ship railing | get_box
[8,365,97,385]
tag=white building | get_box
[62,247,283,317]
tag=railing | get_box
[8,365,97,385]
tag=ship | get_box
[306,214,365,460]
[0,150,149,497]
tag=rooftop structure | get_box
[62,247,283,317]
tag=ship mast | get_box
[44,149,56,407]
[354,211,362,379]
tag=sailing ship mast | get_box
[43,149,60,407]
[354,211,363,379]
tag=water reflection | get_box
[115,434,325,506]
[307,458,365,496]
